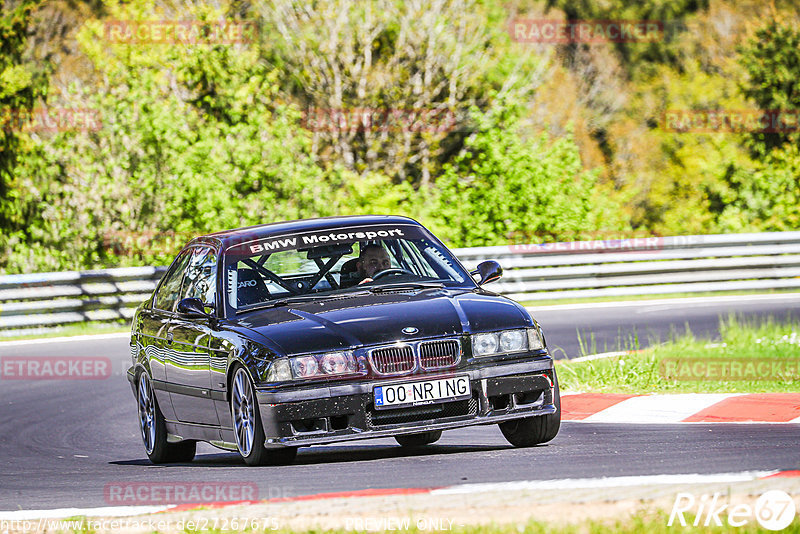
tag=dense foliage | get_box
[1,0,799,273]
[0,0,48,254]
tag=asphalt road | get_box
[1,294,799,511]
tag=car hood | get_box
[233,288,532,355]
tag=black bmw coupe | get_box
[127,215,560,465]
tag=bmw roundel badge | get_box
[402,326,419,335]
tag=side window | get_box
[154,250,192,311]
[179,247,218,306]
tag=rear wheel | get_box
[137,371,196,463]
[231,366,297,466]
[499,371,561,447]
[394,430,442,447]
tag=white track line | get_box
[430,470,778,495]
[0,505,172,520]
[0,332,129,347]
[526,292,800,312]
[562,350,630,363]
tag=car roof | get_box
[186,214,422,249]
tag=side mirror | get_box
[177,297,212,319]
[471,260,503,285]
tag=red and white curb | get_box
[561,393,800,423]
[2,471,798,520]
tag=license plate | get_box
[373,375,470,410]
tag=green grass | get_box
[558,314,800,393]
[492,512,800,534]
[45,510,800,534]
[521,288,800,307]
[0,321,130,342]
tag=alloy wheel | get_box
[137,373,156,454]
[232,368,256,457]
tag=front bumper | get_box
[253,358,556,447]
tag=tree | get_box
[252,0,548,186]
[0,0,47,232]
[7,1,335,271]
[2,0,631,272]
[692,16,800,234]
[432,106,629,247]
[541,0,709,71]
[713,145,800,232]
[738,18,800,156]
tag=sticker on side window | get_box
[227,267,237,308]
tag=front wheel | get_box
[231,366,297,466]
[395,430,442,447]
[499,371,561,447]
[137,371,196,464]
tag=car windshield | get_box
[223,223,473,313]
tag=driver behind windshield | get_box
[357,244,391,284]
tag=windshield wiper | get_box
[368,282,445,293]
[239,294,330,312]
[239,284,444,312]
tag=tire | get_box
[137,371,196,464]
[394,430,442,447]
[231,366,297,466]
[499,370,561,448]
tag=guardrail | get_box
[452,231,800,301]
[0,267,166,333]
[1,232,799,334]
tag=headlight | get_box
[472,328,543,357]
[266,359,292,382]
[473,333,500,357]
[499,330,526,352]
[291,356,319,378]
[289,351,359,379]
[528,328,544,350]
[320,351,357,374]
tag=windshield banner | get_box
[227,224,426,257]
